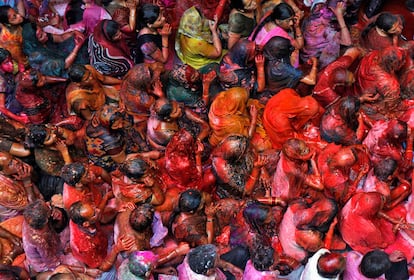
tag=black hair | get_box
[49,273,76,280]
[251,243,275,271]
[317,252,346,278]
[263,36,294,61]
[362,12,400,38]
[101,20,120,41]
[407,0,414,12]
[230,0,245,11]
[23,199,49,229]
[250,3,294,40]
[120,158,148,180]
[157,101,173,121]
[374,158,397,181]
[69,201,87,225]
[60,162,86,186]
[68,64,87,83]
[243,202,270,234]
[338,96,360,131]
[129,203,154,232]
[0,5,12,24]
[50,207,69,234]
[188,244,218,275]
[137,4,160,29]
[179,189,202,212]
[25,124,47,148]
[360,250,392,278]
[0,48,11,64]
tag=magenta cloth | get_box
[243,260,279,279]
[342,251,385,280]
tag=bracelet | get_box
[340,26,347,29]
[83,267,87,274]
[296,34,303,38]
[207,218,214,222]
[162,45,168,48]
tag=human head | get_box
[50,206,69,234]
[374,158,397,181]
[0,48,13,73]
[230,0,257,11]
[263,36,294,61]
[95,105,126,129]
[127,251,158,277]
[19,69,40,88]
[48,273,76,280]
[332,68,355,87]
[69,201,99,233]
[23,199,50,229]
[337,96,360,131]
[272,3,295,31]
[330,147,357,168]
[360,250,392,278]
[120,158,149,181]
[216,134,250,162]
[178,189,202,213]
[0,6,23,25]
[101,20,122,41]
[129,203,154,232]
[188,244,218,275]
[375,12,403,36]
[282,138,312,161]
[137,4,164,29]
[60,162,87,186]
[25,124,58,149]
[317,252,346,278]
[385,119,407,142]
[243,201,271,233]
[68,64,87,83]
[153,98,182,121]
[123,64,153,90]
[251,243,276,271]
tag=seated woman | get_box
[263,88,322,150]
[249,3,303,67]
[88,19,134,78]
[0,6,27,70]
[208,87,258,147]
[300,0,352,69]
[175,6,224,72]
[217,38,265,94]
[146,97,209,151]
[133,4,171,75]
[225,0,257,49]
[257,36,318,103]
[360,12,404,51]
[22,21,88,77]
[66,64,122,120]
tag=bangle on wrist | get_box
[83,267,87,274]
[340,26,347,29]
[296,34,303,38]
[162,45,168,48]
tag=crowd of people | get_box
[1,0,414,278]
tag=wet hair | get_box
[120,158,149,180]
[23,199,49,229]
[317,252,346,278]
[0,5,12,24]
[251,243,275,271]
[25,125,47,148]
[374,158,397,181]
[127,251,157,277]
[68,64,86,82]
[188,244,218,275]
[156,100,173,121]
[380,47,405,73]
[69,201,87,225]
[60,162,86,186]
[50,206,69,234]
[387,120,407,142]
[228,39,255,66]
[338,96,360,131]
[243,202,271,233]
[250,3,294,40]
[101,20,120,41]
[179,189,202,212]
[129,203,154,232]
[360,250,392,278]
[0,48,11,64]
[217,134,250,162]
[407,0,414,12]
[137,4,160,29]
